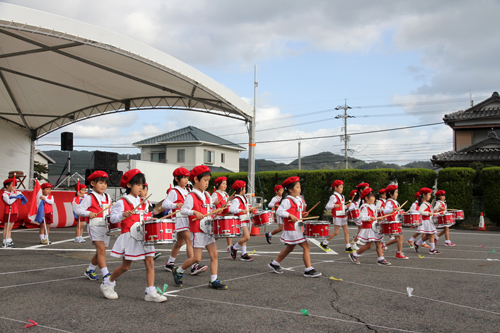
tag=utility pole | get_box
[335,100,354,169]
[298,141,301,170]
[247,65,257,196]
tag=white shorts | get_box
[417,219,437,234]
[276,216,283,225]
[191,232,215,248]
[110,232,155,261]
[333,217,347,226]
[280,230,306,245]
[175,217,190,232]
[87,225,110,247]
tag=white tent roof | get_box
[0,3,253,139]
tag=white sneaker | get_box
[145,290,167,303]
[79,237,86,243]
[350,242,359,250]
[74,238,79,243]
[356,240,365,246]
[100,283,118,300]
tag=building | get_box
[34,150,56,181]
[431,92,500,167]
[133,126,245,173]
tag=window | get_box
[204,150,215,164]
[177,149,185,163]
[151,152,165,163]
[221,153,225,163]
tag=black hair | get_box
[194,171,211,183]
[436,194,445,200]
[143,184,148,189]
[363,191,376,203]
[353,189,362,203]
[387,189,397,199]
[125,173,146,194]
[216,181,226,190]
[281,181,299,201]
[235,187,245,195]
[173,175,188,186]
[3,181,13,189]
[90,177,108,188]
[377,192,386,200]
[417,192,430,206]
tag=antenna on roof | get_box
[470,89,474,107]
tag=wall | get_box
[0,119,32,181]
[194,145,240,172]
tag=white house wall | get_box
[194,145,240,172]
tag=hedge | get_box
[395,169,437,210]
[481,167,500,225]
[436,168,474,217]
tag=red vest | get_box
[361,204,376,229]
[44,195,53,214]
[3,191,19,215]
[139,199,152,220]
[120,198,142,234]
[283,197,304,231]
[87,193,111,217]
[215,191,230,214]
[271,196,281,212]
[170,188,186,218]
[233,195,248,217]
[386,199,399,222]
[379,199,386,209]
[421,202,432,220]
[188,191,211,233]
[73,196,89,222]
[436,200,447,213]
[331,192,345,218]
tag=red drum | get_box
[403,212,422,227]
[213,216,241,238]
[381,221,402,236]
[452,210,464,220]
[304,220,329,239]
[106,216,121,236]
[436,213,455,228]
[347,209,360,222]
[143,219,176,245]
[252,211,274,227]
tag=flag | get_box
[29,179,42,221]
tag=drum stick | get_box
[301,216,320,221]
[132,194,153,211]
[306,201,321,214]
[95,201,116,216]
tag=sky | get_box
[6,0,500,165]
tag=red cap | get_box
[173,167,190,177]
[3,178,16,186]
[88,170,108,181]
[76,184,87,191]
[378,188,386,194]
[386,185,398,192]
[274,185,283,193]
[415,191,420,198]
[144,183,149,188]
[189,165,211,181]
[232,180,246,190]
[282,176,300,188]
[435,190,445,196]
[332,180,343,188]
[357,182,369,189]
[350,190,357,198]
[41,183,53,189]
[419,187,432,194]
[215,177,227,185]
[120,169,142,188]
[360,187,373,199]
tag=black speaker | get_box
[85,169,123,187]
[61,132,73,151]
[94,151,118,171]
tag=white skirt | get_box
[87,225,110,247]
[354,218,362,226]
[280,230,306,245]
[357,228,383,242]
[417,219,437,234]
[110,232,155,261]
[175,217,190,232]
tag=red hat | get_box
[173,167,190,177]
[232,180,246,190]
[3,178,16,186]
[144,183,149,188]
[350,190,357,198]
[41,183,53,189]
[360,187,373,199]
[332,180,344,188]
[282,176,300,188]
[415,191,420,198]
[435,190,446,196]
[189,165,211,181]
[88,170,108,181]
[215,177,227,185]
[120,169,142,188]
[76,184,87,191]
[274,185,283,193]
[357,182,369,189]
[419,187,432,194]
[385,185,398,192]
[378,188,386,194]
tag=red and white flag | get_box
[28,179,42,221]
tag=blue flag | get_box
[34,200,45,223]
[10,194,28,205]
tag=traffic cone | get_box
[478,212,487,231]
[250,225,262,237]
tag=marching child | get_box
[229,180,255,262]
[211,176,233,250]
[163,167,207,275]
[100,169,166,302]
[2,178,26,248]
[434,190,455,246]
[407,191,429,249]
[72,184,88,243]
[414,188,440,254]
[172,165,227,290]
[265,185,284,244]
[320,180,352,253]
[376,188,386,213]
[348,188,391,265]
[382,185,408,259]
[74,171,112,280]
[349,183,370,249]
[268,176,321,277]
[140,183,162,261]
[37,183,54,244]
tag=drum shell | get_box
[403,212,422,227]
[213,216,241,238]
[381,221,402,235]
[436,213,455,228]
[347,209,360,222]
[452,210,464,220]
[143,219,176,245]
[304,220,329,238]
[251,211,274,227]
[106,216,122,236]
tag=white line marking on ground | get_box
[26,236,91,249]
[0,316,73,332]
[0,261,122,275]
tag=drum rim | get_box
[304,220,330,225]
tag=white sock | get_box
[435,235,440,240]
[101,267,109,276]
[210,275,217,282]
[322,240,329,245]
[430,243,435,251]
[168,256,176,264]
[346,243,350,248]
[390,236,395,240]
[241,246,247,255]
[272,260,280,266]
[233,243,241,250]
[353,251,359,257]
[422,241,427,245]
[44,235,48,240]
[409,237,415,242]
[103,277,115,286]
[39,234,44,240]
[88,263,97,271]
[304,267,313,272]
[2,239,6,244]
[145,286,156,294]
[7,238,12,242]
[378,257,385,261]
[416,239,423,246]
[177,266,185,274]
[445,240,450,243]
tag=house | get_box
[133,126,245,173]
[431,92,500,167]
[34,150,56,181]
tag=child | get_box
[376,188,386,212]
[382,185,408,259]
[163,167,207,275]
[140,183,162,261]
[2,178,26,248]
[72,183,88,243]
[229,180,254,262]
[36,183,54,244]
[211,176,233,251]
[414,188,440,255]
[349,182,370,249]
[101,169,166,302]
[172,165,227,290]
[74,171,112,281]
[265,185,284,244]
[434,190,455,247]
[320,180,352,253]
[348,188,391,265]
[407,191,430,249]
[268,176,320,277]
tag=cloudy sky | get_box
[6,0,500,165]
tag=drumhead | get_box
[304,220,329,225]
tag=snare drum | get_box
[304,220,330,239]
[436,213,455,228]
[213,216,241,238]
[381,221,402,236]
[199,217,214,235]
[347,209,360,222]
[452,210,464,220]
[106,216,122,236]
[403,212,422,227]
[143,219,176,245]
[251,211,274,227]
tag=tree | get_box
[34,161,49,181]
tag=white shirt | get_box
[433,200,447,213]
[211,190,228,204]
[276,195,304,219]
[348,199,360,211]
[409,201,419,213]
[180,189,212,217]
[3,190,21,206]
[229,195,248,214]
[418,202,432,216]
[162,186,189,210]
[360,203,377,222]
[38,194,54,207]
[325,192,345,212]
[383,199,399,215]
[268,196,281,209]
[110,194,141,223]
[375,199,386,211]
[74,192,110,217]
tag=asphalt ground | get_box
[1,224,499,333]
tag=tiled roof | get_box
[444,91,500,123]
[133,126,245,150]
[431,136,500,165]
